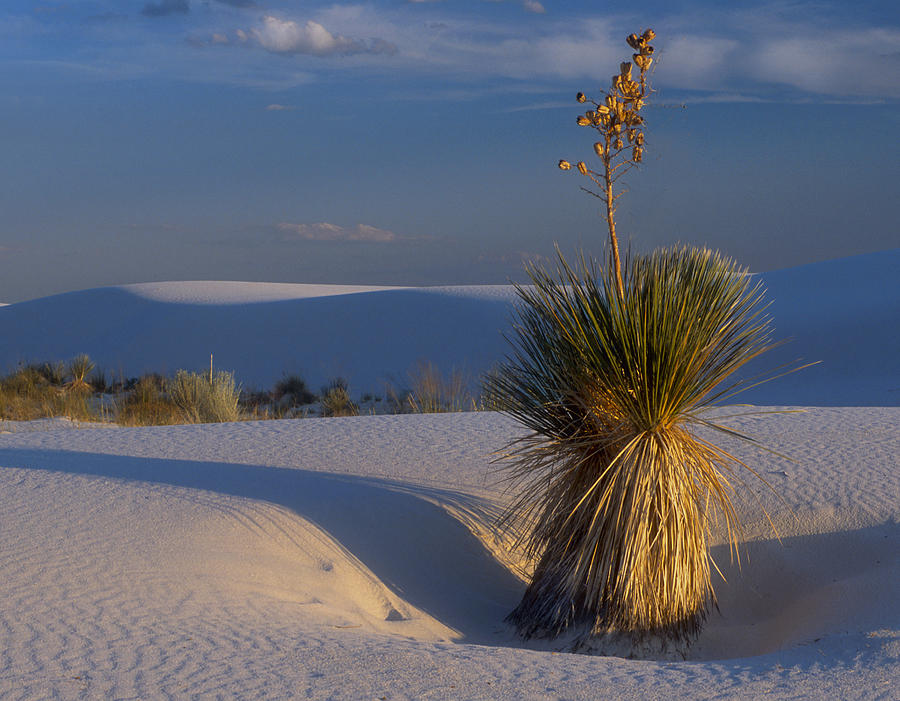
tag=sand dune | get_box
[1,249,897,405]
[0,250,898,698]
[0,410,897,699]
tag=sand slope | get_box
[0,250,897,405]
[0,409,897,699]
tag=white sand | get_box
[0,251,897,699]
[0,410,897,699]
[1,249,896,405]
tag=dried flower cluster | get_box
[558,29,655,298]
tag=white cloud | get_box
[523,1,545,14]
[264,103,293,110]
[748,28,900,97]
[276,222,401,243]
[251,15,397,57]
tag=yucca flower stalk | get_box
[488,246,781,642]
[561,28,656,300]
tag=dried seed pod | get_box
[633,54,646,70]
[642,44,654,55]
[577,116,591,126]
[596,104,611,115]
[615,137,624,149]
[636,132,645,146]
[576,92,586,103]
[558,159,572,170]
[626,33,641,49]
[593,141,604,157]
[627,129,636,143]
[585,110,596,121]
[577,161,588,175]
[634,98,644,110]
[606,95,616,108]
[642,29,655,42]
[620,62,633,80]
[633,145,643,162]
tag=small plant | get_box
[115,374,182,426]
[320,378,358,417]
[272,373,317,406]
[407,361,474,413]
[167,369,241,424]
[90,368,110,394]
[66,354,95,393]
[39,361,67,386]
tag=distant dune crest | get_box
[0,250,896,405]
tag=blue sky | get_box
[1,0,898,302]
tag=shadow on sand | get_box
[0,446,524,645]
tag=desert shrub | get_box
[320,378,358,417]
[407,361,475,413]
[90,367,110,394]
[37,361,66,386]
[115,374,182,426]
[272,373,317,406]
[66,354,95,393]
[488,28,797,647]
[488,247,780,644]
[167,369,241,424]
[0,364,97,421]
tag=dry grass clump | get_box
[407,361,476,413]
[0,361,98,422]
[167,370,241,424]
[115,374,183,426]
[488,246,779,643]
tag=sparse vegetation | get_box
[0,359,486,426]
[167,370,241,424]
[0,363,95,422]
[407,361,475,413]
[66,354,95,393]
[320,378,359,417]
[272,374,317,406]
[115,374,183,426]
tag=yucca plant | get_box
[489,247,779,642]
[488,29,798,646]
[66,354,95,393]
[320,378,359,417]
